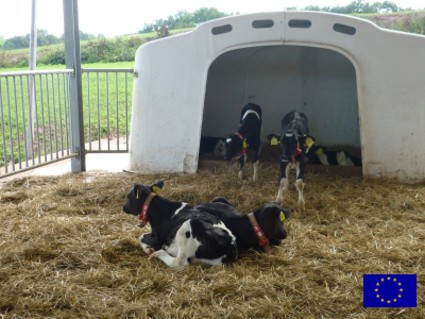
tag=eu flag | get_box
[363,274,417,308]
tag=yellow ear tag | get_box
[316,147,324,156]
[243,140,249,149]
[271,137,279,146]
[152,186,162,195]
[305,137,314,149]
[280,211,286,222]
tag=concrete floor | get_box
[0,153,129,183]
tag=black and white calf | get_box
[122,181,237,268]
[225,103,262,181]
[199,136,226,157]
[307,145,362,167]
[195,198,290,253]
[268,111,314,213]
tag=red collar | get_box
[247,213,270,253]
[138,192,156,228]
[234,132,249,155]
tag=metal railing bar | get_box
[0,153,78,179]
[5,77,15,172]
[26,75,35,165]
[82,68,134,73]
[57,73,64,157]
[51,73,59,159]
[34,75,41,164]
[64,74,71,156]
[45,74,53,160]
[0,80,8,173]
[12,76,23,169]
[115,72,119,151]
[96,72,101,150]
[86,71,92,151]
[106,72,110,151]
[19,76,29,167]
[0,69,74,77]
[38,74,48,162]
[125,71,129,148]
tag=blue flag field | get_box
[363,274,417,308]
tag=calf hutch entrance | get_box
[129,11,425,182]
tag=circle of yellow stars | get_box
[375,276,403,305]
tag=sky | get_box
[0,0,424,39]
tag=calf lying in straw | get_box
[195,198,290,253]
[123,181,238,268]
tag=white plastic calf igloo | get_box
[128,11,425,182]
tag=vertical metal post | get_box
[27,0,37,159]
[63,0,85,172]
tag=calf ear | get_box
[271,204,291,221]
[281,207,291,220]
[304,135,315,149]
[151,180,164,195]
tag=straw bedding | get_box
[0,161,424,319]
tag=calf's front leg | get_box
[139,233,156,255]
[295,160,306,213]
[238,154,247,180]
[276,160,290,202]
[149,220,200,268]
[252,149,260,182]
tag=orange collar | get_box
[138,192,156,228]
[247,213,270,253]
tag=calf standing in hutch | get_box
[268,111,315,213]
[225,103,262,181]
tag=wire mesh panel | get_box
[0,69,74,177]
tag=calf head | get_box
[213,139,226,157]
[224,133,244,160]
[277,132,315,163]
[254,203,291,245]
[122,181,164,217]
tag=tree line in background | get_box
[138,7,228,35]
[139,1,414,34]
[0,2,424,67]
[2,1,416,50]
[304,0,404,14]
[0,30,96,50]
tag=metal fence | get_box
[0,68,134,179]
[83,68,133,153]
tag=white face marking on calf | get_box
[336,151,354,166]
[226,138,232,143]
[318,153,330,165]
[213,139,226,156]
